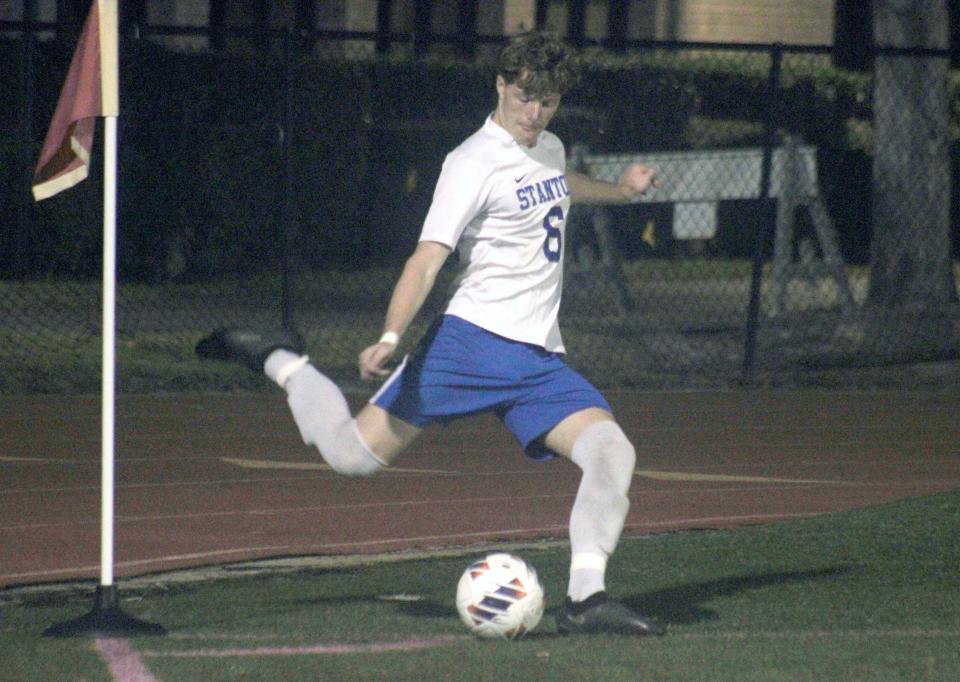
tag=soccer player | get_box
[198,31,664,636]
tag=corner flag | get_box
[36,1,162,637]
[32,0,118,201]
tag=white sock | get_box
[567,420,636,602]
[264,349,310,387]
[271,352,386,477]
[569,552,608,602]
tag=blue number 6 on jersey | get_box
[542,206,563,262]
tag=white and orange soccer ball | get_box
[455,552,545,640]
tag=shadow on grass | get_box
[264,563,861,642]
[376,564,860,632]
[624,564,859,625]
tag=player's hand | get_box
[358,341,396,381]
[618,163,659,200]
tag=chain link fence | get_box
[1,25,958,393]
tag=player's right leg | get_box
[195,328,419,476]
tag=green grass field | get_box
[2,491,958,681]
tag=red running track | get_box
[1,390,958,589]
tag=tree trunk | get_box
[865,0,958,359]
[870,0,954,308]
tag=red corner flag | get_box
[32,0,119,201]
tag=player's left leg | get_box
[545,408,666,636]
[277,354,420,475]
[544,408,628,600]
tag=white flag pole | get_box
[98,0,120,594]
[100,113,117,590]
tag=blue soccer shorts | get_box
[370,315,611,460]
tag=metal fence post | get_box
[281,27,295,332]
[15,0,37,278]
[741,42,783,381]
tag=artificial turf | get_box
[2,490,958,680]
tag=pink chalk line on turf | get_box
[94,638,158,682]
[140,635,470,658]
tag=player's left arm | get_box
[567,164,658,205]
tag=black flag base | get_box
[44,584,166,637]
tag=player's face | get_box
[493,75,561,148]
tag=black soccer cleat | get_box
[195,327,305,372]
[557,591,666,636]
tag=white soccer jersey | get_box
[419,115,571,352]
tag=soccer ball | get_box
[455,552,545,640]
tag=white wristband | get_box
[379,331,400,346]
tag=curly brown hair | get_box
[496,31,580,97]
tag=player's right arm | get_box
[358,240,451,380]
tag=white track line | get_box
[222,456,459,475]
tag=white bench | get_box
[580,136,856,315]
[584,143,818,240]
